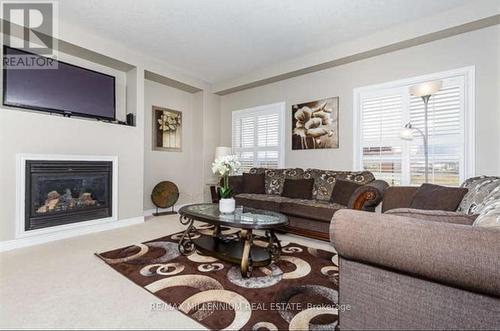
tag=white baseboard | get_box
[0,216,144,252]
[143,203,190,217]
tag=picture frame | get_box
[152,106,182,151]
[291,97,339,150]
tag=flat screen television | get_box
[3,46,116,120]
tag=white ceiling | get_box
[60,0,469,83]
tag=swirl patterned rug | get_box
[96,227,339,330]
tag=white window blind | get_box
[409,84,464,186]
[232,103,285,172]
[360,93,404,185]
[355,70,472,187]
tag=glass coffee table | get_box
[177,203,288,277]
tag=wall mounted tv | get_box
[3,46,116,120]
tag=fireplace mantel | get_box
[16,154,119,239]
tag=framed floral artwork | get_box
[152,106,182,151]
[292,97,339,150]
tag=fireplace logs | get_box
[36,189,98,214]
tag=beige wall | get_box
[220,26,500,176]
[143,82,222,210]
[201,92,222,186]
[0,99,144,241]
[143,80,204,210]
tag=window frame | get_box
[353,66,475,185]
[231,102,286,170]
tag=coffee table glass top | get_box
[179,203,288,229]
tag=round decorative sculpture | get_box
[151,181,179,211]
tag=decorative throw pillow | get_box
[303,169,339,201]
[457,176,500,215]
[250,168,304,195]
[303,168,374,201]
[281,178,314,199]
[410,184,468,211]
[473,210,500,229]
[473,187,500,229]
[330,179,363,206]
[241,173,265,194]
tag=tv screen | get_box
[3,46,116,120]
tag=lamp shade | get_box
[400,127,414,141]
[409,80,442,97]
[214,146,232,160]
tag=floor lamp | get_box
[400,80,442,183]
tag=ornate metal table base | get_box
[239,229,253,277]
[178,216,283,277]
[178,215,197,255]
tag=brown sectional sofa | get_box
[331,177,500,330]
[229,167,389,240]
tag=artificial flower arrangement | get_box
[212,155,241,213]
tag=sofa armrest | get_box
[385,208,477,225]
[348,180,389,212]
[331,210,500,297]
[381,186,419,212]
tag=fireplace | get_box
[25,160,113,231]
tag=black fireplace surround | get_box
[25,160,112,231]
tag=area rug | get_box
[96,226,339,330]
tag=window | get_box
[359,91,404,185]
[232,102,285,172]
[354,67,474,186]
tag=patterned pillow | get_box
[457,176,500,215]
[304,169,375,201]
[249,168,304,195]
[473,210,500,229]
[249,168,266,175]
[472,187,500,229]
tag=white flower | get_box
[212,155,241,176]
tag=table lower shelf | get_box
[193,236,271,267]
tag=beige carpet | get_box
[0,214,334,329]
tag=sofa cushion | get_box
[330,179,363,206]
[382,186,419,213]
[280,199,346,222]
[249,168,305,195]
[303,168,375,201]
[281,178,314,199]
[228,175,244,196]
[234,193,289,212]
[457,176,500,215]
[241,173,265,194]
[410,184,468,211]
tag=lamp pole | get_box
[403,123,428,182]
[405,80,441,184]
[422,94,430,183]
